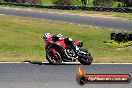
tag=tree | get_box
[123,0,132,7]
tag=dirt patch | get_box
[116,46,132,50]
[78,13,121,19]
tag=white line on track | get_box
[0,62,29,63]
[0,14,4,15]
[0,62,132,64]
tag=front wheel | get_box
[46,49,62,65]
[78,48,93,65]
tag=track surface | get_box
[0,8,132,31]
[0,8,132,87]
[0,63,131,88]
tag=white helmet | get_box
[43,33,52,40]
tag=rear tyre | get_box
[78,48,93,65]
[46,50,62,65]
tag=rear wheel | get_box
[78,48,93,65]
[46,50,62,65]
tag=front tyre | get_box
[78,48,93,65]
[46,50,62,65]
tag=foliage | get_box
[93,0,113,7]
[53,0,74,5]
[103,40,132,48]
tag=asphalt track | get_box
[0,63,131,88]
[0,8,132,31]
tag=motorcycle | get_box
[45,38,93,65]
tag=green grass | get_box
[0,15,132,63]
[112,2,123,7]
[42,0,54,5]
[41,0,94,6]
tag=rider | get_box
[43,33,78,52]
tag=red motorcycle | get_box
[45,37,93,65]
